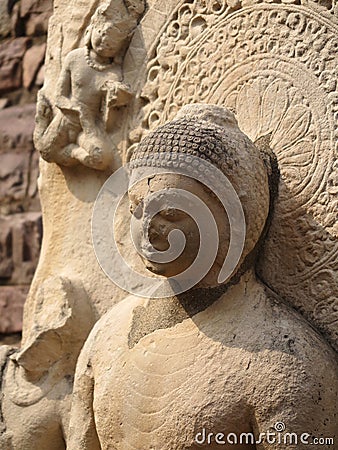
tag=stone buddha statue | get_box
[67,105,338,449]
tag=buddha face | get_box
[128,173,229,282]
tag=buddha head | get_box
[128,104,271,289]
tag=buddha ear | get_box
[14,276,95,378]
[254,134,279,204]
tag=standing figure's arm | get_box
[101,78,133,132]
[55,53,78,113]
[107,81,133,108]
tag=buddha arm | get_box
[251,353,337,450]
[67,337,101,450]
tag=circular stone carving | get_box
[130,0,338,350]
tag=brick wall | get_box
[0,0,52,335]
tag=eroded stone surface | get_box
[1,276,95,449]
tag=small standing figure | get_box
[34,1,144,171]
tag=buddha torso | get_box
[77,273,338,449]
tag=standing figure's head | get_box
[128,104,271,289]
[84,0,145,59]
